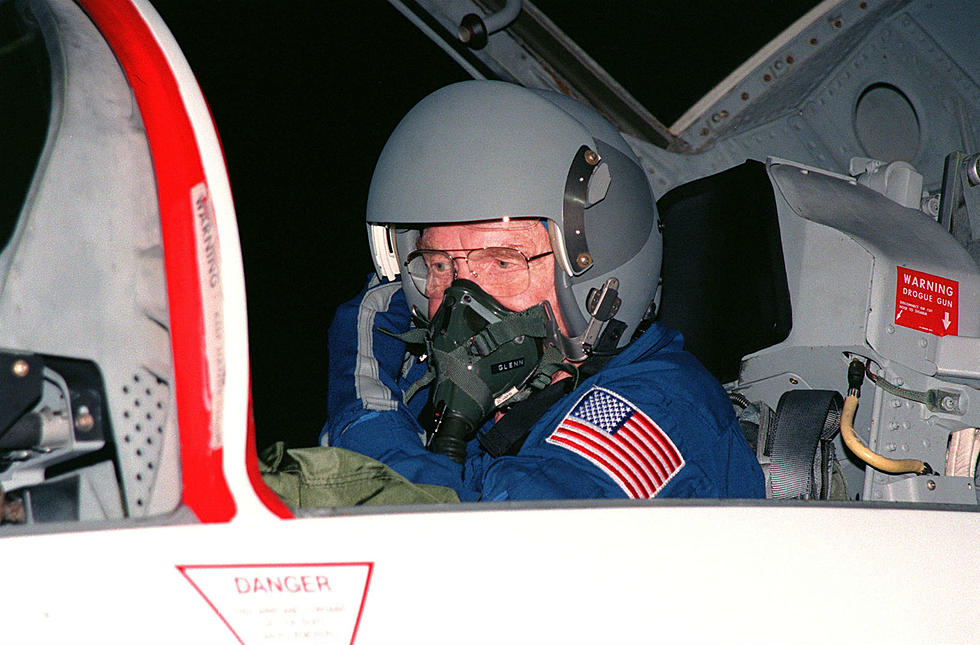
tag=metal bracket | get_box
[574,278,620,354]
[560,145,601,276]
[939,151,980,247]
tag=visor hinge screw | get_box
[584,149,600,166]
[11,359,29,378]
[576,252,593,269]
[75,406,95,432]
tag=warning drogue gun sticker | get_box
[178,562,372,645]
[894,267,958,336]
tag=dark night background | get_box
[150,0,817,450]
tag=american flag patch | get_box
[546,387,685,498]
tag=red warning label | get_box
[894,267,958,336]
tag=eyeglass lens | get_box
[406,248,532,298]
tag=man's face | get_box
[417,219,569,334]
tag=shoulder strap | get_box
[479,380,570,458]
[479,345,620,458]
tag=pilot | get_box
[320,80,763,502]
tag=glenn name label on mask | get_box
[491,358,526,375]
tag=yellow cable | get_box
[840,394,929,475]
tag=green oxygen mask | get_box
[393,279,570,464]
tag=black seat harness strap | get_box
[768,389,843,500]
[479,379,569,458]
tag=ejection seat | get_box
[656,161,847,500]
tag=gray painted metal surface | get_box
[732,159,980,503]
[633,0,980,195]
[0,0,179,519]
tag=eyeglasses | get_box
[405,247,553,299]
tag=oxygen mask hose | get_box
[841,359,934,476]
[429,402,472,464]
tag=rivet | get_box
[786,55,795,64]
[583,149,600,166]
[763,73,772,82]
[11,359,29,378]
[886,324,895,334]
[741,91,749,100]
[926,479,936,491]
[919,338,927,347]
[789,377,799,385]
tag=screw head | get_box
[965,154,980,186]
[76,412,95,432]
[11,359,29,378]
[583,149,600,166]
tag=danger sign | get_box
[178,562,372,645]
[894,267,958,336]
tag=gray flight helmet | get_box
[366,80,662,353]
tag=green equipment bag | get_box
[259,443,460,507]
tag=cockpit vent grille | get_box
[118,368,169,514]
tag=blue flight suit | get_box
[320,277,764,502]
